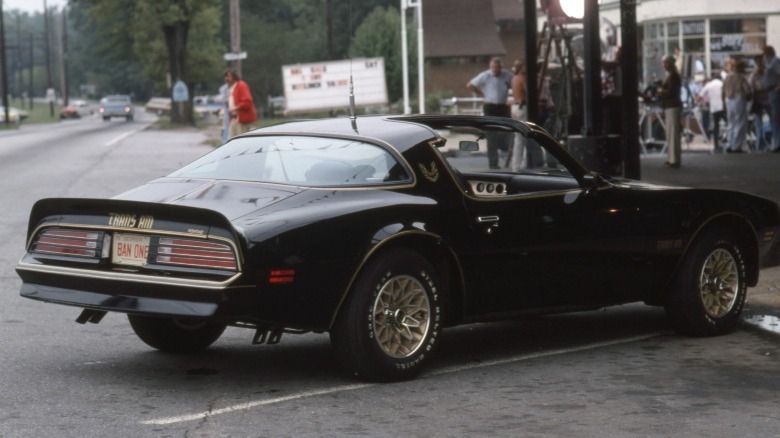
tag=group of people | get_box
[466,46,780,172]
[664,46,780,168]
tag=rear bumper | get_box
[20,283,219,317]
[16,259,240,318]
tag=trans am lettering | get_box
[108,213,154,229]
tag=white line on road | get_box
[105,127,145,146]
[141,333,660,426]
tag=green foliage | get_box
[132,0,225,95]
[70,0,223,100]
[348,5,417,103]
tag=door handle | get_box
[477,216,500,234]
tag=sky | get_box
[2,0,68,14]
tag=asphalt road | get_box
[0,117,778,437]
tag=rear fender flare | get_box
[327,229,465,329]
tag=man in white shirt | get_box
[698,74,725,151]
[467,58,513,169]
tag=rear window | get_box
[169,135,411,187]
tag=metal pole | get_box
[620,0,640,179]
[524,0,538,123]
[400,0,410,114]
[582,0,601,136]
[415,0,424,114]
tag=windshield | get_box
[169,135,411,187]
[101,96,130,104]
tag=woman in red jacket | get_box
[224,69,257,138]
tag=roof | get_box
[491,0,524,21]
[423,0,506,58]
[242,115,534,154]
[244,116,437,153]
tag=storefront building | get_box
[598,0,780,84]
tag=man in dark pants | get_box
[467,58,513,169]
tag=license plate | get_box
[112,233,151,266]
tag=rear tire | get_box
[128,315,226,353]
[330,249,442,381]
[665,227,747,336]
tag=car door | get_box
[457,180,652,318]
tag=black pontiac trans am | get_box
[16,115,780,381]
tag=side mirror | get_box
[459,140,479,152]
[582,172,607,195]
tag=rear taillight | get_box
[156,237,237,271]
[32,229,104,258]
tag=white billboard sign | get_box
[282,58,388,114]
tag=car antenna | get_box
[348,0,358,133]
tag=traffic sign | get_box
[224,52,248,61]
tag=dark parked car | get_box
[16,115,780,381]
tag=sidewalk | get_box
[640,140,780,327]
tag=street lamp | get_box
[559,0,585,20]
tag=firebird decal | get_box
[418,162,439,183]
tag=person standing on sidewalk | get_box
[723,59,752,153]
[749,55,769,151]
[224,68,257,139]
[698,73,725,151]
[763,46,780,152]
[658,55,682,168]
[509,60,527,171]
[467,57,513,169]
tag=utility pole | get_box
[1,0,10,125]
[28,32,33,109]
[16,12,24,107]
[43,0,54,117]
[326,0,333,59]
[57,6,68,106]
[229,0,241,77]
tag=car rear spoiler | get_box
[26,198,239,244]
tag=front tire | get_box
[330,249,442,381]
[665,227,747,336]
[128,315,226,353]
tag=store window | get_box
[643,17,766,84]
[710,18,766,73]
[682,20,705,79]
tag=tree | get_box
[73,0,223,124]
[69,2,147,98]
[348,6,416,104]
[134,0,222,124]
